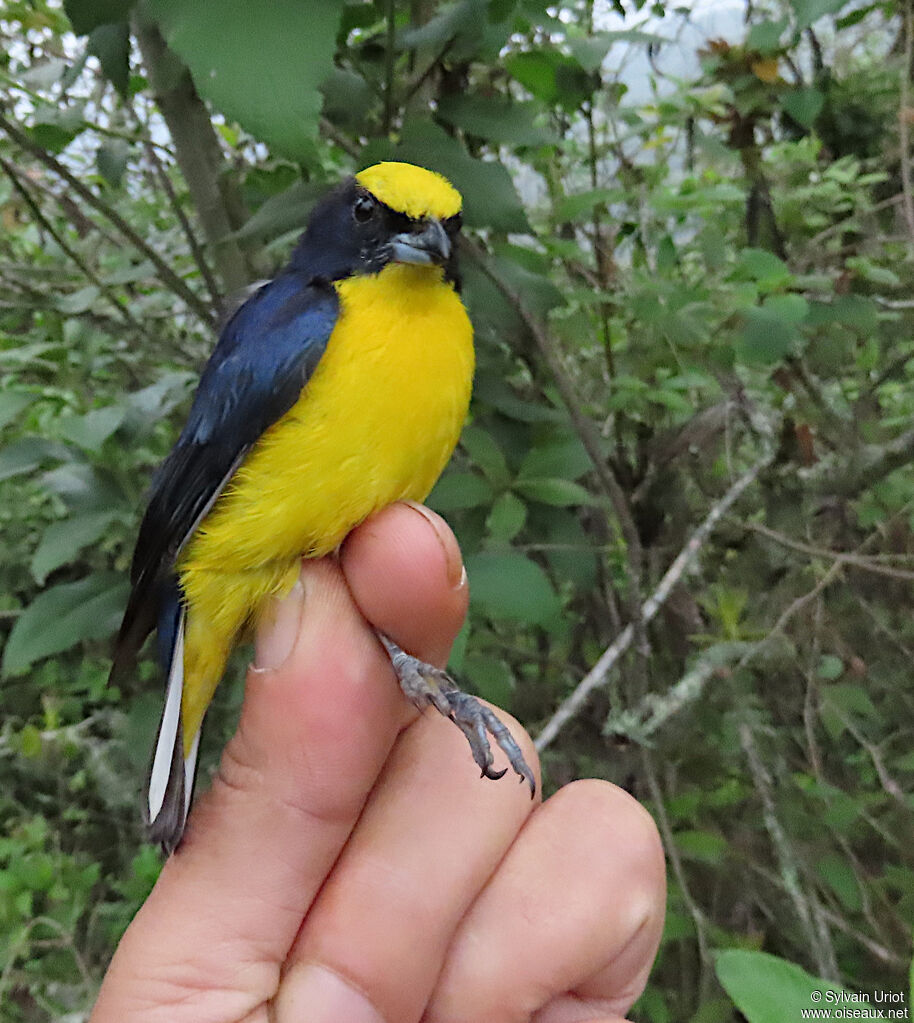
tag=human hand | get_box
[92,502,665,1023]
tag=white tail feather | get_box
[183,728,201,820]
[148,609,185,823]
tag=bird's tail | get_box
[146,591,201,855]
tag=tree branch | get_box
[0,110,214,326]
[465,238,648,665]
[739,720,839,981]
[899,2,914,249]
[812,426,914,498]
[535,451,772,751]
[141,136,222,310]
[0,155,142,332]
[735,518,914,580]
[133,16,253,297]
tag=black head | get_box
[287,174,463,289]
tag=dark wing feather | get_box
[111,274,339,675]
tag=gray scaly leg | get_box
[378,633,535,797]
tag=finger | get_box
[424,780,666,1023]
[92,506,468,1023]
[274,705,541,1023]
[341,501,468,668]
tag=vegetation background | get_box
[0,0,912,1018]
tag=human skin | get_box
[91,502,666,1023]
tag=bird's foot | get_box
[378,633,535,797]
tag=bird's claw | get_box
[379,632,536,798]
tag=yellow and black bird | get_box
[112,161,534,852]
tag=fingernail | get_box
[253,579,304,671]
[278,963,385,1023]
[403,501,465,589]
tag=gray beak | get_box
[389,218,451,266]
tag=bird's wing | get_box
[112,274,339,674]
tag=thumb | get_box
[92,504,467,1022]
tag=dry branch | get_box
[535,452,772,751]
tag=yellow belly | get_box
[176,263,473,744]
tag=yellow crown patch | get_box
[356,161,462,221]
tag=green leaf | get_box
[833,293,879,333]
[746,19,787,54]
[0,391,32,431]
[399,0,484,54]
[554,187,623,223]
[0,438,69,481]
[58,405,125,451]
[361,119,529,233]
[87,21,130,96]
[96,137,131,186]
[518,437,591,481]
[461,426,510,485]
[486,491,527,541]
[319,68,375,129]
[123,370,195,425]
[234,179,327,242]
[514,477,592,506]
[56,286,101,314]
[566,29,665,72]
[464,652,514,706]
[489,251,564,321]
[2,573,129,676]
[427,471,493,511]
[822,683,878,720]
[816,853,862,911]
[791,0,852,31]
[505,48,593,111]
[28,105,86,152]
[20,57,69,89]
[817,654,844,680]
[764,293,808,324]
[781,87,824,128]
[19,723,43,759]
[148,0,345,159]
[737,307,799,365]
[437,94,557,147]
[845,257,899,289]
[31,511,120,584]
[466,551,560,625]
[675,829,728,864]
[733,248,792,290]
[715,950,849,1022]
[64,0,133,36]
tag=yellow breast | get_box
[181,263,474,576]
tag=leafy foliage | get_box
[1,0,913,1019]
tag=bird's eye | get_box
[352,194,377,224]
[444,213,462,235]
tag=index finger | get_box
[92,504,468,1022]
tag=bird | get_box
[111,161,535,853]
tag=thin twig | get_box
[736,518,914,580]
[383,0,397,135]
[466,238,648,663]
[606,641,751,742]
[641,748,713,979]
[535,451,772,751]
[0,156,142,331]
[803,193,902,253]
[142,139,222,311]
[320,116,361,158]
[901,4,914,249]
[739,721,839,980]
[0,110,213,326]
[830,707,910,809]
